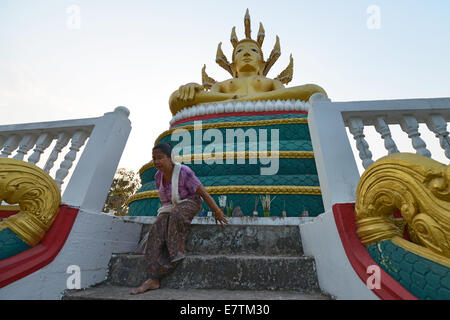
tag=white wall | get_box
[299,210,378,300]
[0,209,141,300]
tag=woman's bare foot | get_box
[129,278,160,295]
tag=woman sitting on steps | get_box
[130,142,228,294]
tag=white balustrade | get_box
[374,117,399,154]
[347,117,374,169]
[426,115,450,159]
[0,136,6,150]
[13,134,38,161]
[28,133,53,165]
[43,132,71,173]
[308,95,450,211]
[54,130,90,189]
[0,107,131,212]
[0,135,21,158]
[400,115,432,158]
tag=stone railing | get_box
[0,107,131,212]
[307,94,450,212]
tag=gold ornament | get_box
[0,204,20,211]
[262,35,281,77]
[169,9,327,115]
[230,26,238,48]
[257,23,265,47]
[201,65,217,90]
[244,8,251,39]
[355,153,450,265]
[275,54,294,85]
[0,158,61,247]
[215,42,233,76]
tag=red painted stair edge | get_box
[0,205,79,289]
[332,203,417,300]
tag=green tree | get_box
[103,168,141,216]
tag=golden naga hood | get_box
[169,9,328,115]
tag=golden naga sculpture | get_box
[0,158,61,247]
[355,153,450,267]
[169,9,328,115]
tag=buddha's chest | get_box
[223,77,273,94]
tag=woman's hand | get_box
[196,184,229,228]
[177,83,204,101]
[214,209,229,228]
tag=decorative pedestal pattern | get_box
[129,111,324,217]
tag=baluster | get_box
[0,135,6,150]
[400,115,432,158]
[0,135,21,158]
[55,131,89,188]
[28,133,54,165]
[374,117,399,154]
[426,115,450,160]
[13,134,38,160]
[43,132,71,173]
[348,118,374,169]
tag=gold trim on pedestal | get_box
[156,117,308,145]
[138,150,314,177]
[126,185,321,205]
[0,158,61,247]
[391,236,450,268]
[0,204,20,211]
[355,153,450,264]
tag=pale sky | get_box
[1,0,449,172]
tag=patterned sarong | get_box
[144,196,202,279]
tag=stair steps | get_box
[64,222,332,300]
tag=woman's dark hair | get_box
[153,142,173,158]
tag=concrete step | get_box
[140,224,303,256]
[107,254,319,292]
[63,284,332,300]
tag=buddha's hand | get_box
[177,83,204,101]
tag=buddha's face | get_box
[233,40,263,76]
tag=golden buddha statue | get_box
[169,9,328,115]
